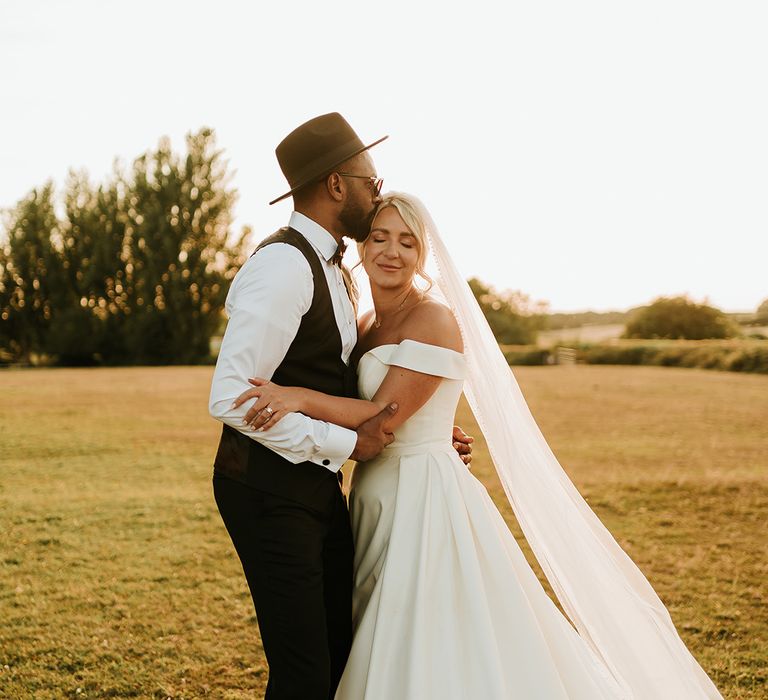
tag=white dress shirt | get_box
[208,211,358,472]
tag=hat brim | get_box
[269,135,389,205]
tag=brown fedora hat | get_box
[269,112,388,205]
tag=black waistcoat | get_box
[213,227,358,510]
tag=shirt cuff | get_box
[309,424,357,473]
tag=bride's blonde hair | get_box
[357,192,434,291]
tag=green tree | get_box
[120,129,248,364]
[0,128,248,365]
[469,277,548,344]
[0,183,65,362]
[755,298,768,325]
[623,296,737,340]
[40,170,126,364]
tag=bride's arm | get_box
[234,308,383,430]
[233,381,384,430]
[369,302,463,433]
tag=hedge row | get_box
[501,343,768,374]
[502,348,552,366]
[578,343,768,373]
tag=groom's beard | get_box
[340,199,375,242]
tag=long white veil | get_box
[407,193,722,699]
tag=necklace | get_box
[373,288,420,329]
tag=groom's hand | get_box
[350,403,398,462]
[453,425,474,467]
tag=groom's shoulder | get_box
[250,227,309,259]
[247,228,314,265]
[255,226,302,251]
[229,239,313,305]
[238,229,312,280]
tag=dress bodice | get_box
[357,339,466,453]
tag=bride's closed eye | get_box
[371,236,414,249]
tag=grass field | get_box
[1,366,766,699]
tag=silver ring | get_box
[264,406,274,416]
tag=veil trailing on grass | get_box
[409,193,723,699]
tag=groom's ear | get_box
[326,172,345,202]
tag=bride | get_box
[234,192,723,699]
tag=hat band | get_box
[287,136,365,188]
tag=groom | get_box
[208,113,472,700]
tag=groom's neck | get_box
[293,204,344,244]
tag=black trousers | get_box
[213,474,354,700]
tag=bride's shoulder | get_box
[400,297,463,353]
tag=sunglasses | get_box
[338,173,384,197]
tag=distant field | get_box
[537,324,768,347]
[537,323,625,346]
[1,366,766,699]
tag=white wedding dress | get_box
[334,339,627,700]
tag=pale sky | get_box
[1,0,766,312]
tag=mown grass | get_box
[1,366,766,699]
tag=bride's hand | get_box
[232,378,303,431]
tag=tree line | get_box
[0,128,551,366]
[0,129,249,365]
[1,129,762,365]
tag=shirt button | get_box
[322,459,331,466]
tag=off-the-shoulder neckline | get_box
[358,339,465,364]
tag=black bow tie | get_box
[331,240,347,266]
